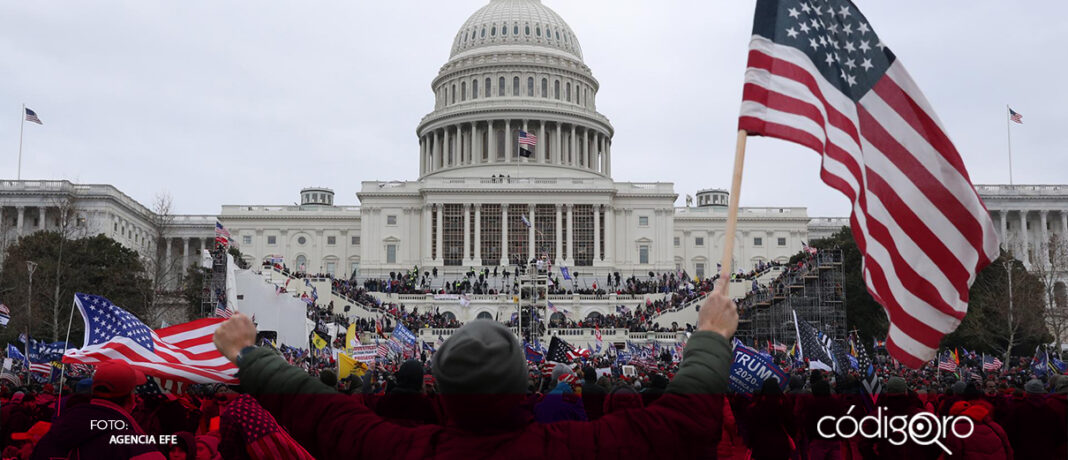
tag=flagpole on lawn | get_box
[1006,105,1014,187]
[719,130,749,281]
[56,298,78,416]
[17,103,25,180]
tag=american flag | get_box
[937,350,958,372]
[518,130,538,146]
[62,293,237,385]
[567,347,591,361]
[215,221,232,249]
[0,302,9,326]
[221,394,315,460]
[216,302,233,319]
[982,354,1002,371]
[546,336,575,364]
[740,0,999,368]
[24,108,42,125]
[1008,108,1023,124]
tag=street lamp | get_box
[25,260,37,381]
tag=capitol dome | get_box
[416,0,614,180]
[450,0,583,62]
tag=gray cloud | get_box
[2,1,1063,216]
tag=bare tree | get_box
[140,192,184,327]
[1033,234,1068,353]
[44,193,85,341]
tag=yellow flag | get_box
[312,332,327,350]
[345,323,357,350]
[338,353,368,379]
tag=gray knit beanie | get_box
[1024,378,1045,394]
[432,320,527,394]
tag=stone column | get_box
[444,127,451,167]
[423,204,432,263]
[1019,211,1030,267]
[605,206,615,264]
[583,129,590,170]
[38,207,46,230]
[488,122,497,163]
[501,205,509,265]
[474,204,482,263]
[594,205,601,262]
[559,122,568,165]
[435,204,444,263]
[555,204,563,265]
[570,125,577,167]
[1040,210,1050,268]
[999,210,1009,249]
[528,204,536,261]
[505,120,512,162]
[606,138,612,175]
[1062,210,1068,243]
[462,204,472,265]
[16,206,24,235]
[182,237,190,269]
[436,130,443,169]
[566,204,574,262]
[474,123,482,164]
[538,121,547,163]
[164,237,172,272]
[419,136,426,176]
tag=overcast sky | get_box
[2,1,1064,216]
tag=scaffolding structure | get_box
[735,250,847,346]
[517,259,550,342]
[200,247,228,317]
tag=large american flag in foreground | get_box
[740,0,999,368]
[63,293,237,388]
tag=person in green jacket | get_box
[213,279,738,459]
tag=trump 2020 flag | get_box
[739,0,999,368]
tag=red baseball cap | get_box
[92,360,146,398]
[11,421,51,441]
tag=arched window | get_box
[541,78,547,98]
[549,312,566,326]
[514,24,519,35]
[502,23,508,36]
[491,26,496,37]
[472,80,478,99]
[566,82,571,102]
[513,76,520,96]
[481,27,486,38]
[554,80,560,99]
[546,27,552,39]
[525,24,530,35]
[556,31,561,40]
[461,81,466,101]
[527,77,534,96]
[486,78,492,97]
[471,30,476,39]
[476,311,493,320]
[536,26,541,36]
[442,311,457,322]
[576,85,581,105]
[500,77,507,97]
[451,84,456,104]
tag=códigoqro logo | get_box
[817,405,973,455]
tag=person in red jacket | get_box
[942,400,1012,460]
[213,279,739,459]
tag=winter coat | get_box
[30,398,166,460]
[742,395,796,460]
[580,381,608,420]
[236,330,732,459]
[374,387,440,426]
[1000,395,1061,460]
[942,400,1012,460]
[534,383,588,424]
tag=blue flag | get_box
[7,344,27,364]
[560,267,572,280]
[729,342,788,394]
[392,323,417,346]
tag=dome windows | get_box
[481,27,486,38]
[566,82,571,102]
[556,31,561,41]
[527,77,534,97]
[461,81,467,101]
[525,24,530,36]
[486,78,492,97]
[514,25,520,36]
[513,76,520,96]
[491,26,496,37]
[536,26,541,37]
[541,78,548,98]
[500,77,507,97]
[502,23,508,36]
[554,80,560,100]
[451,84,456,104]
[472,79,478,99]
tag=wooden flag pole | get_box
[719,130,749,282]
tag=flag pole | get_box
[1006,105,1013,187]
[17,103,25,181]
[719,130,749,281]
[56,298,78,416]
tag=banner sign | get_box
[392,323,418,346]
[729,343,788,394]
[433,294,460,301]
[350,345,377,361]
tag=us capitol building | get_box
[2,0,1066,297]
